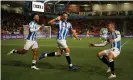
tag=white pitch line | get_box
[121,39,129,48]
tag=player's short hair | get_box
[108,22,115,26]
[32,13,39,18]
[61,12,68,16]
[107,21,115,28]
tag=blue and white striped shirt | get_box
[54,21,72,40]
[27,21,39,41]
[108,30,121,51]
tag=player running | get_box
[89,22,121,79]
[7,13,42,70]
[100,28,108,43]
[39,12,80,70]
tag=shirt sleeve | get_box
[29,22,40,32]
[114,31,121,42]
[53,21,60,26]
[69,23,73,30]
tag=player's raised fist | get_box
[37,25,43,31]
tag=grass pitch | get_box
[1,37,133,80]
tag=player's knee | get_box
[65,48,70,53]
[97,52,104,57]
[33,48,38,52]
[107,52,114,59]
[97,52,101,56]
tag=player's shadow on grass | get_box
[78,64,108,77]
[78,64,122,77]
[1,60,31,68]
[2,60,75,71]
[38,62,68,71]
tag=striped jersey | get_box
[108,30,121,51]
[54,21,72,40]
[27,21,39,41]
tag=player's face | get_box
[107,24,114,32]
[34,15,39,22]
[62,14,68,21]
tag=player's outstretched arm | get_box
[89,41,109,47]
[48,16,61,25]
[71,29,81,40]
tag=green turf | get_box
[1,37,133,80]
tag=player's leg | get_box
[15,49,28,54]
[45,48,63,57]
[7,49,28,55]
[64,47,72,66]
[62,40,78,70]
[56,48,64,56]
[32,48,38,66]
[39,42,63,60]
[107,52,116,79]
[31,41,39,70]
[7,40,32,55]
[107,48,120,79]
[63,47,78,70]
[39,50,59,60]
[56,40,73,67]
[97,50,109,66]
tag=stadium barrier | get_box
[1,34,24,40]
[1,34,133,40]
[123,35,133,38]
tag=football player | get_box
[89,22,121,79]
[8,13,42,70]
[39,12,81,70]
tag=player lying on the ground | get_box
[89,22,121,79]
[39,12,81,70]
[8,13,42,70]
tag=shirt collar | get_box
[62,20,67,23]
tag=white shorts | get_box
[57,40,68,49]
[102,47,120,57]
[86,34,89,37]
[24,40,38,50]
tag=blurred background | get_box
[1,0,133,39]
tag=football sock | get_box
[108,59,115,74]
[65,53,73,67]
[13,50,17,53]
[47,52,57,57]
[32,60,36,66]
[98,56,109,66]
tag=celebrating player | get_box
[8,13,42,70]
[89,22,121,79]
[100,27,108,43]
[39,12,80,70]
